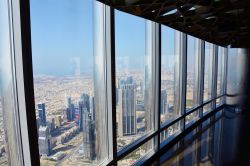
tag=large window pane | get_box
[185,36,199,124]
[217,47,224,96]
[30,1,108,165]
[118,139,154,165]
[115,10,155,151]
[186,36,199,110]
[161,26,181,124]
[160,122,181,143]
[203,42,213,113]
[216,47,225,106]
[227,48,244,105]
[0,0,24,165]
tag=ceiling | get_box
[97,0,250,48]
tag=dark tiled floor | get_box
[151,107,250,166]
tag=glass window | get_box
[186,36,199,110]
[118,139,154,165]
[203,42,213,113]
[115,10,155,151]
[216,47,225,105]
[160,122,181,143]
[226,48,244,105]
[0,0,24,165]
[185,36,199,124]
[185,110,199,127]
[227,49,238,95]
[30,0,109,165]
[161,26,181,124]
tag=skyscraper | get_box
[78,100,84,131]
[66,97,75,121]
[38,103,46,126]
[82,110,95,160]
[79,93,92,130]
[117,79,137,137]
[161,90,168,115]
[89,95,95,121]
[81,94,90,112]
[38,126,51,156]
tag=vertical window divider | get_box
[223,48,229,104]
[105,6,117,166]
[157,24,161,151]
[196,40,205,163]
[212,45,218,110]
[11,0,40,165]
[145,20,159,153]
[199,40,205,118]
[180,33,187,130]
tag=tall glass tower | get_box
[117,81,137,136]
[38,103,46,126]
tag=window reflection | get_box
[115,10,155,153]
[118,139,154,166]
[160,113,224,166]
[185,36,199,125]
[0,0,24,165]
[203,42,213,113]
[216,47,225,106]
[31,0,108,165]
[161,26,181,124]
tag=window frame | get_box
[10,0,229,165]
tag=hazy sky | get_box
[30,0,195,76]
[30,0,93,76]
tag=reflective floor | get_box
[149,107,250,166]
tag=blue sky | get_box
[31,0,150,76]
[30,0,194,76]
[30,0,93,76]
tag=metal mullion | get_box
[198,40,205,118]
[155,23,161,151]
[151,21,158,151]
[145,20,158,153]
[11,0,40,165]
[180,33,187,130]
[212,45,218,110]
[106,7,118,166]
[6,0,29,165]
[105,5,117,165]
[223,47,228,104]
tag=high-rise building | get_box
[81,94,90,112]
[38,126,51,156]
[55,115,62,127]
[50,118,56,132]
[117,79,137,136]
[161,90,168,115]
[89,95,95,121]
[78,100,84,131]
[38,103,46,126]
[79,94,92,130]
[82,110,95,160]
[66,97,75,121]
